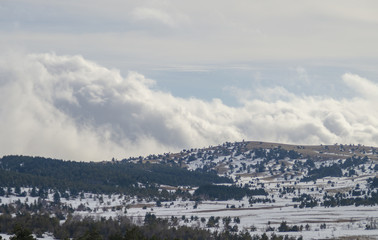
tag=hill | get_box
[0,140,377,239]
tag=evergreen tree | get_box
[77,228,102,240]
[10,225,36,240]
[53,191,61,204]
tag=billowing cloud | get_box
[1,53,378,161]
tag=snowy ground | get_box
[32,191,376,239]
[0,233,54,240]
[115,198,378,239]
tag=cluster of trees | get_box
[292,193,318,208]
[277,221,303,232]
[249,197,274,204]
[341,156,369,168]
[5,225,37,240]
[194,185,267,201]
[301,164,343,182]
[369,177,378,189]
[322,190,378,207]
[290,186,378,208]
[251,148,301,161]
[290,187,378,208]
[300,155,375,182]
[0,155,231,197]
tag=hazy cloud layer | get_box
[1,1,378,66]
[1,53,378,161]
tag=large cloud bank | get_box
[1,53,377,161]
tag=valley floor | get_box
[2,189,376,239]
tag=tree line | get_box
[0,155,231,197]
[0,212,304,240]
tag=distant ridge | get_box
[123,140,378,165]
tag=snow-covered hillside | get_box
[1,141,377,239]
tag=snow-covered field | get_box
[2,175,376,240]
[3,192,377,239]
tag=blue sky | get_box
[1,1,378,161]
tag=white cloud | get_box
[343,73,378,100]
[1,53,378,161]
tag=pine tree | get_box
[10,225,36,240]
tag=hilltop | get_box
[124,141,378,182]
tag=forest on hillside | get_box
[0,155,231,197]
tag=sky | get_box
[1,1,378,161]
